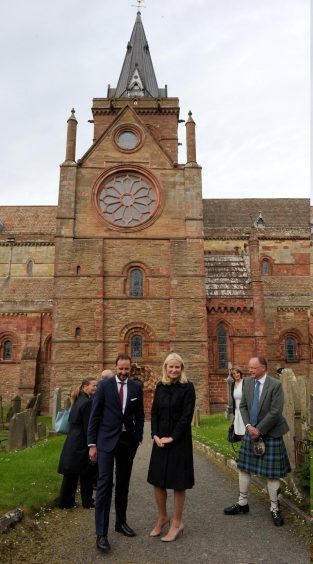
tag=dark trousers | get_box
[95,432,138,536]
[59,465,95,509]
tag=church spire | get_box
[108,11,167,98]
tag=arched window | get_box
[217,325,228,369]
[261,259,270,275]
[75,327,81,339]
[130,268,143,297]
[3,340,12,360]
[131,335,142,358]
[285,337,297,362]
[27,260,33,276]
[76,265,81,275]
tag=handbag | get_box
[55,409,71,434]
[227,423,241,443]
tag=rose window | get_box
[96,172,159,228]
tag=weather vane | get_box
[131,0,146,10]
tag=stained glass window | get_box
[285,337,297,362]
[217,326,228,368]
[130,269,143,297]
[262,259,270,275]
[131,335,142,358]
[3,340,12,360]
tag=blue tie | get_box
[250,380,261,425]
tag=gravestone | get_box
[64,396,71,411]
[192,407,200,427]
[281,369,302,469]
[24,409,36,447]
[6,395,22,423]
[26,393,41,415]
[52,387,62,430]
[8,412,27,451]
[37,422,47,440]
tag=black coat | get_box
[58,392,93,475]
[147,381,195,490]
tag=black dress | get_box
[57,391,95,508]
[147,381,195,490]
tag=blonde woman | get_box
[147,353,195,542]
[58,377,97,509]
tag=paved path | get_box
[1,424,310,563]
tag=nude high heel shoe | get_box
[161,523,184,542]
[149,518,170,537]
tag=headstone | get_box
[52,387,62,430]
[32,393,41,416]
[24,409,36,447]
[12,395,22,414]
[192,407,200,427]
[37,422,47,440]
[8,412,27,451]
[6,395,22,423]
[6,407,13,423]
[281,369,302,469]
[64,396,71,411]
[25,395,36,410]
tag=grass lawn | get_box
[192,413,240,459]
[0,433,65,515]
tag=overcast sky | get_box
[0,0,310,205]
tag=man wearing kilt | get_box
[224,356,291,526]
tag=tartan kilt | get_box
[236,434,291,478]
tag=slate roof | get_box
[0,207,57,237]
[205,254,250,298]
[109,11,166,98]
[203,199,310,229]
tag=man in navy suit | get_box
[88,354,144,552]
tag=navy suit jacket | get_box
[87,377,144,452]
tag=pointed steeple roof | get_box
[108,11,167,98]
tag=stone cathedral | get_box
[0,12,311,415]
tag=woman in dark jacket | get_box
[58,377,97,509]
[147,353,195,542]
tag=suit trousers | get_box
[59,465,95,509]
[95,432,138,536]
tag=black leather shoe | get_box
[115,523,136,537]
[271,509,284,526]
[58,503,77,509]
[83,500,95,509]
[224,503,249,515]
[96,535,111,551]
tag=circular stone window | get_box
[117,131,138,150]
[94,167,161,230]
[114,125,142,152]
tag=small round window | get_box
[117,130,139,150]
